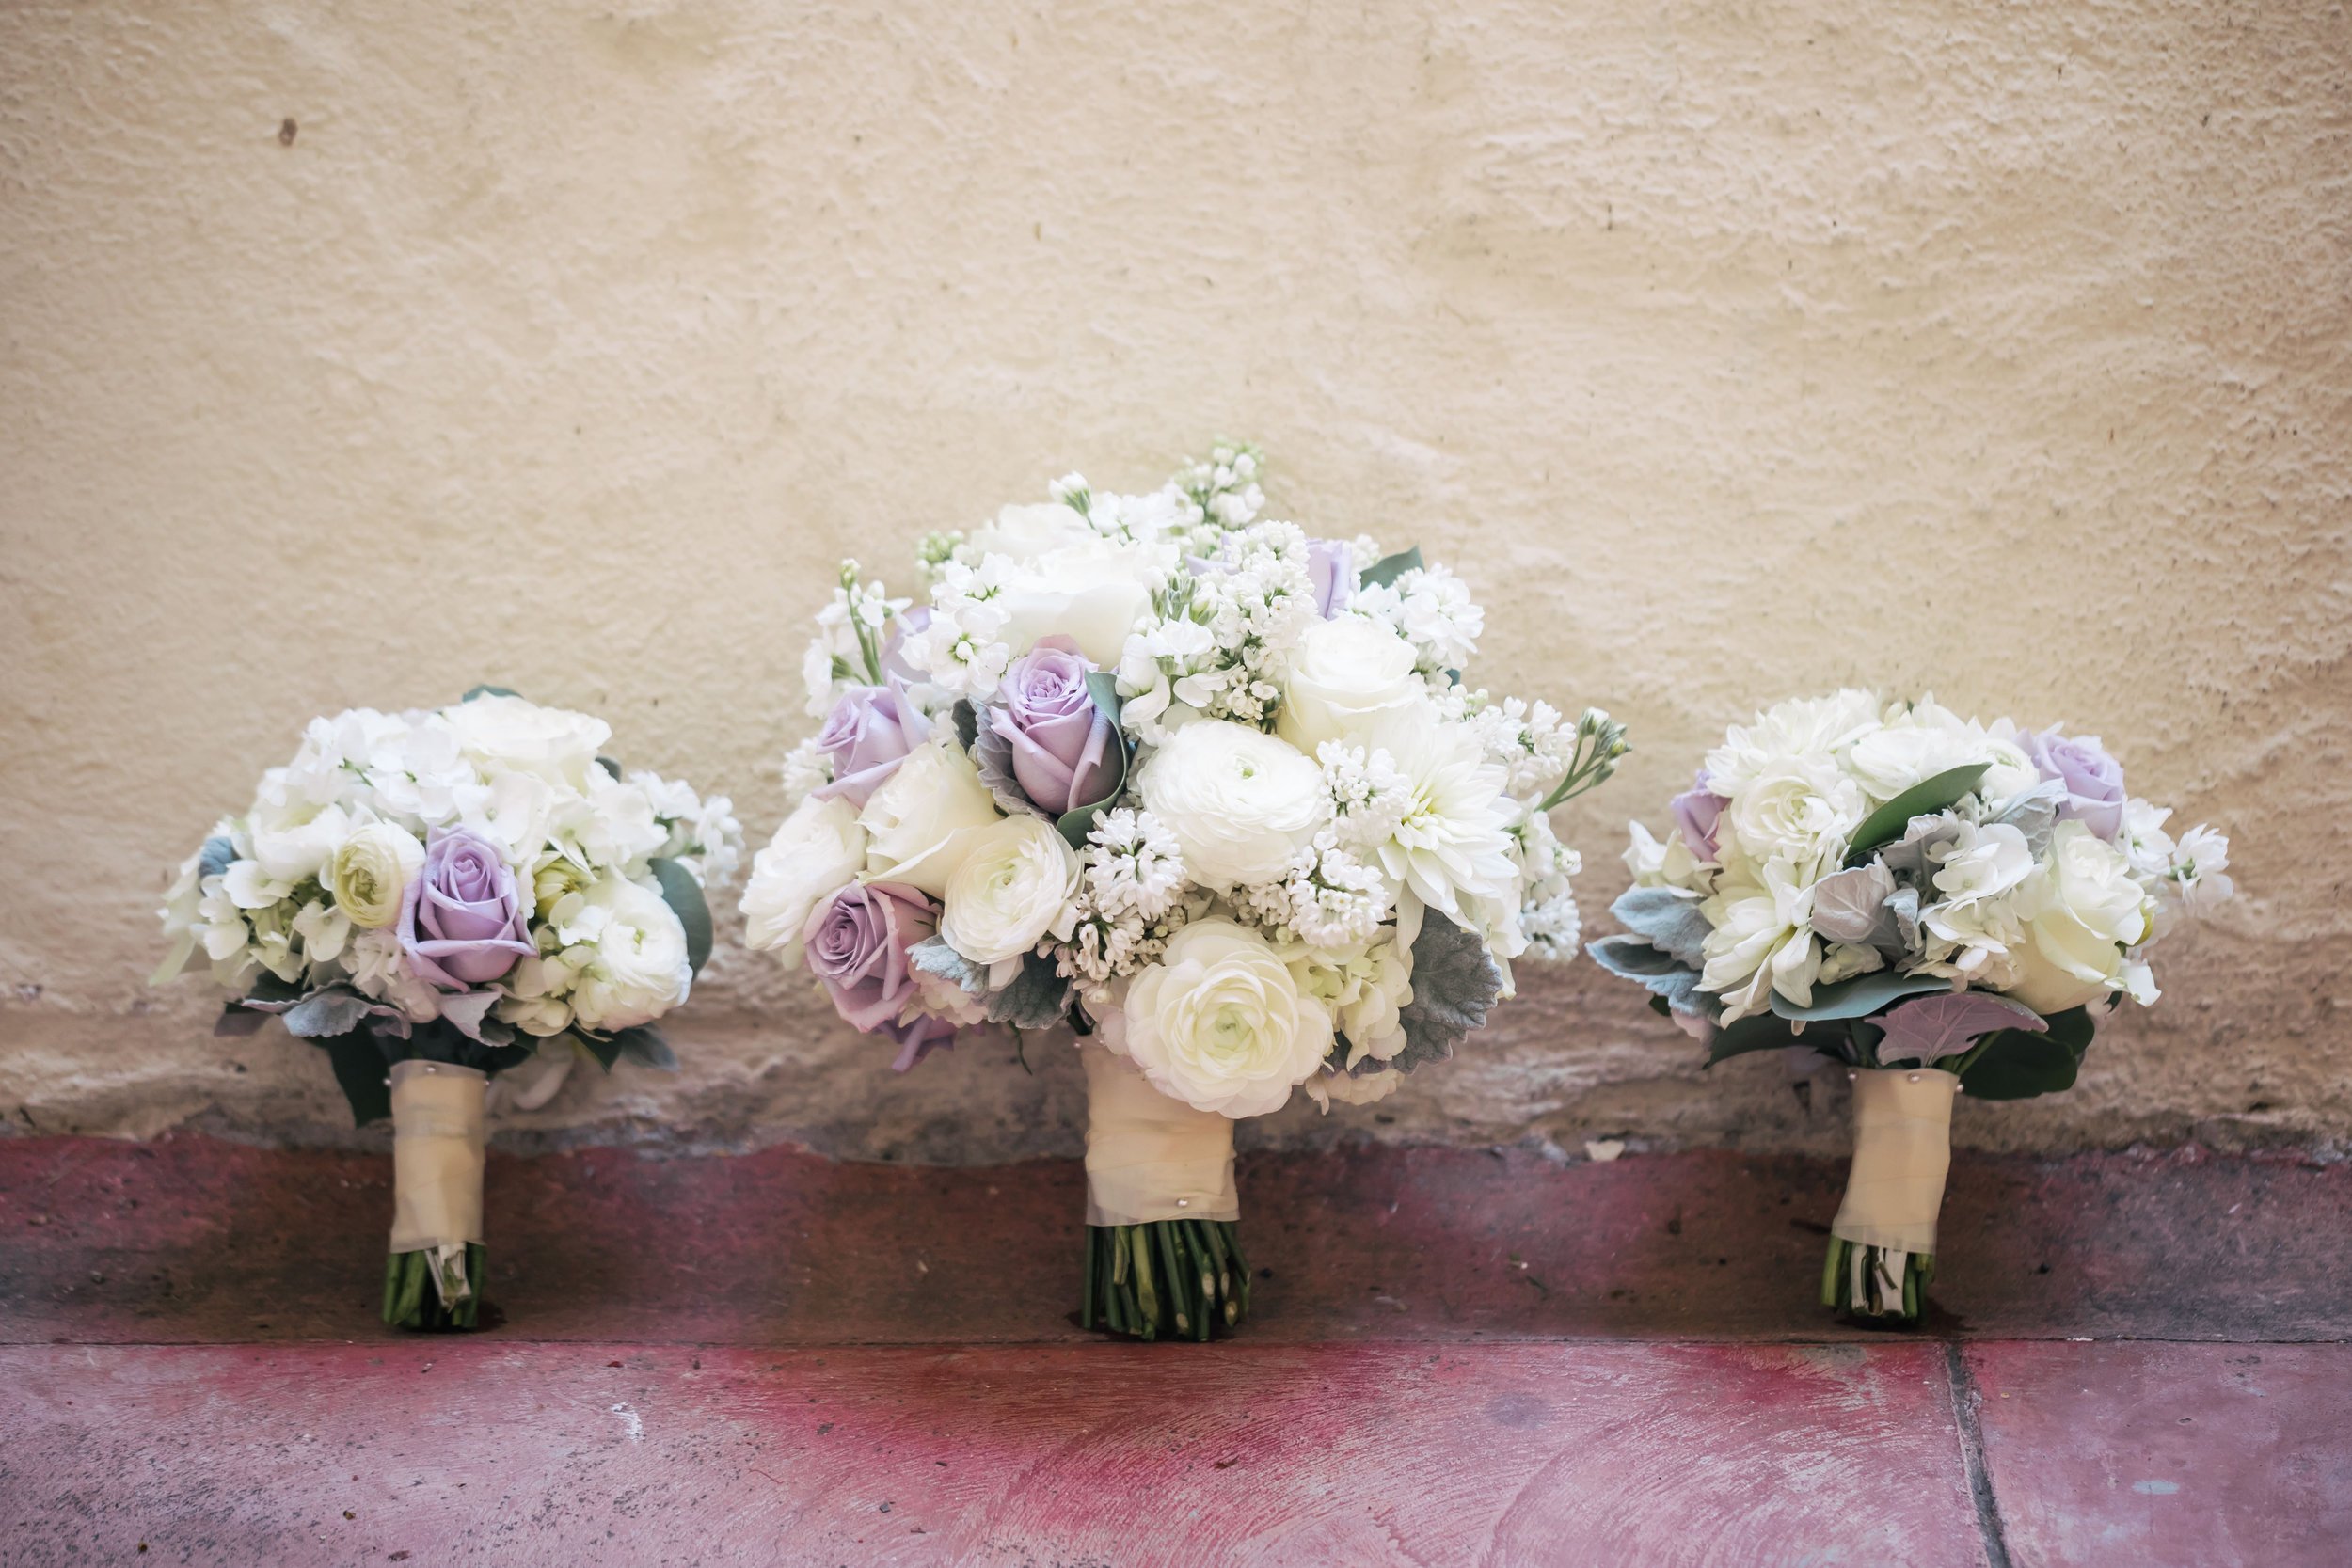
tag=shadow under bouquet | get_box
[742,446,1626,1339]
[1590,691,2234,1323]
[156,690,741,1329]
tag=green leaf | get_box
[575,1030,625,1072]
[1057,673,1133,850]
[1770,969,1954,1022]
[1359,546,1423,591]
[951,699,979,753]
[1959,1026,2086,1101]
[596,755,624,780]
[461,684,520,703]
[316,1031,393,1127]
[1845,764,1992,865]
[1706,1009,1805,1066]
[648,857,713,974]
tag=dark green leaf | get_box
[243,970,308,1006]
[315,1030,393,1127]
[1707,1009,1805,1066]
[1845,764,1991,865]
[575,1030,623,1071]
[1359,546,1423,591]
[951,699,979,753]
[1959,1026,2087,1101]
[461,684,520,703]
[596,755,624,780]
[1770,969,1953,1022]
[213,1005,268,1038]
[1057,673,1133,849]
[649,857,714,974]
[1355,543,1421,585]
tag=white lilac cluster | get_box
[157,694,742,1068]
[1605,690,2233,1042]
[740,448,1626,1117]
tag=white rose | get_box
[1110,918,1334,1118]
[739,795,866,966]
[940,815,1080,973]
[247,792,358,885]
[1274,614,1422,752]
[559,877,692,1033]
[2009,821,2153,1013]
[994,536,1157,667]
[965,500,1097,563]
[439,694,611,788]
[1721,756,1866,873]
[1138,721,1327,889]
[329,823,425,930]
[858,739,1002,896]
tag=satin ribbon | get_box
[1831,1067,1959,1256]
[1081,1046,1239,1227]
[388,1060,486,1304]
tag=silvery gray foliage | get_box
[1809,863,1900,947]
[1991,781,2067,860]
[1390,911,1505,1072]
[1585,935,1708,1015]
[987,953,1072,1030]
[1608,886,1711,969]
[910,935,984,994]
[1873,990,2045,1067]
[1874,811,1963,882]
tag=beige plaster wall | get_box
[3,0,2345,1162]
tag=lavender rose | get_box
[1669,771,1728,860]
[813,676,930,809]
[398,829,534,990]
[803,880,951,1069]
[2022,729,2126,840]
[1305,538,1355,618]
[981,636,1120,816]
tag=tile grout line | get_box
[1943,1341,2013,1568]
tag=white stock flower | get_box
[1138,721,1327,889]
[329,823,425,929]
[2009,821,2154,1013]
[857,738,1002,896]
[2171,825,2234,913]
[1275,614,1422,752]
[558,877,692,1033]
[740,794,867,966]
[1107,917,1334,1118]
[2118,798,2178,882]
[439,694,611,789]
[941,815,1081,973]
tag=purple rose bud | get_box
[803,880,940,1052]
[398,829,534,990]
[881,1012,958,1074]
[2021,729,2126,840]
[1305,538,1355,618]
[1669,771,1728,861]
[813,676,931,809]
[984,636,1119,816]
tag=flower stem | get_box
[1821,1236,1932,1324]
[1084,1223,1248,1341]
[382,1244,485,1331]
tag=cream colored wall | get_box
[3,1,2344,1160]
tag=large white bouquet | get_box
[157,689,741,1328]
[742,446,1625,1338]
[1593,691,2233,1321]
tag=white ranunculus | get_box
[329,823,425,929]
[858,739,1002,896]
[440,694,612,789]
[940,815,1080,974]
[247,791,358,886]
[993,536,1158,667]
[1273,613,1423,752]
[1138,721,1327,890]
[2009,821,2153,1012]
[1703,689,1882,796]
[1110,918,1334,1118]
[1721,756,1867,875]
[559,877,692,1033]
[739,795,867,966]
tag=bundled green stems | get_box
[1084,1220,1249,1342]
[1822,1237,1932,1323]
[383,1243,485,1331]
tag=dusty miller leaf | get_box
[1586,935,1708,1016]
[280,987,376,1040]
[1809,863,1900,948]
[1607,887,1712,970]
[1390,911,1504,1073]
[910,935,986,996]
[985,953,1071,1030]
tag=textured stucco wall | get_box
[2,1,2346,1162]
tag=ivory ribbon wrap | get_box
[1831,1068,1959,1256]
[1082,1046,1238,1227]
[388,1061,486,1275]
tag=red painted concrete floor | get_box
[3,1136,2347,1565]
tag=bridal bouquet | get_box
[743,446,1625,1339]
[1592,691,2233,1322]
[156,690,741,1329]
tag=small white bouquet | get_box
[156,689,741,1329]
[743,446,1625,1339]
[1593,691,2233,1322]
